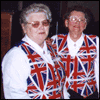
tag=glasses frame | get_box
[69,16,87,23]
[26,20,50,28]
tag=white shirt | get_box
[67,33,85,58]
[2,35,54,99]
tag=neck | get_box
[39,42,44,48]
[69,32,82,42]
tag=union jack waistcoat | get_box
[17,41,65,99]
[52,34,97,98]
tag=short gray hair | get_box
[19,3,52,25]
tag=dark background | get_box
[1,1,99,47]
[1,1,99,99]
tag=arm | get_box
[94,36,99,93]
[2,47,31,99]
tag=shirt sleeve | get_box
[94,36,99,93]
[2,47,31,99]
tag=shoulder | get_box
[51,33,68,40]
[85,34,99,39]
[2,46,28,71]
[3,46,25,61]
[85,34,99,46]
[85,34,99,41]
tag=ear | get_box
[21,24,27,33]
[65,19,69,27]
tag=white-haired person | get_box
[2,3,67,99]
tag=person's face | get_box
[22,12,50,47]
[65,11,87,35]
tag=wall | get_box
[60,1,99,36]
[67,1,99,22]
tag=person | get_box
[50,6,99,99]
[1,3,67,99]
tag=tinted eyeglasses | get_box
[26,20,50,28]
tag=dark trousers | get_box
[68,89,99,99]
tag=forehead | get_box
[27,12,47,21]
[70,10,85,18]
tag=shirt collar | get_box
[67,33,85,46]
[22,34,48,54]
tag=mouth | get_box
[73,26,79,28]
[39,32,45,34]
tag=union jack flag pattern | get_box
[17,41,65,99]
[52,34,97,98]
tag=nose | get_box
[76,19,80,22]
[75,19,80,25]
[39,23,44,30]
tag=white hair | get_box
[19,3,52,25]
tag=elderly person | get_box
[2,3,66,99]
[51,6,99,99]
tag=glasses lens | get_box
[70,16,77,22]
[32,22,39,28]
[42,20,50,26]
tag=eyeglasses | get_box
[26,20,50,28]
[69,16,86,23]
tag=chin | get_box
[39,36,46,41]
[73,35,78,38]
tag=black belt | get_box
[67,89,99,99]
